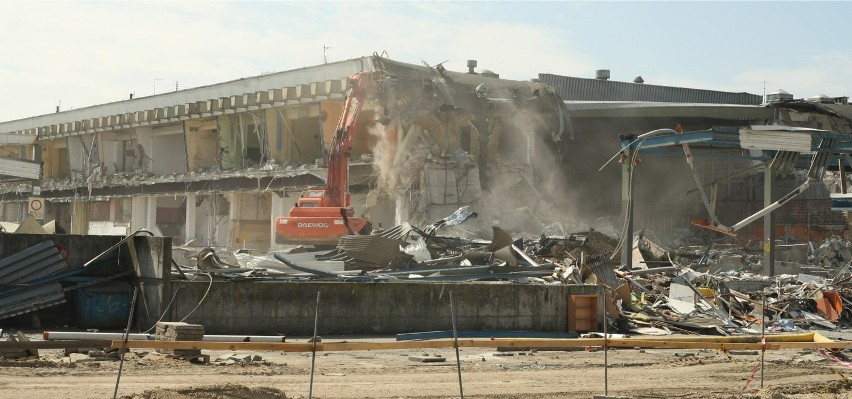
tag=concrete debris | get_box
[166,204,852,338]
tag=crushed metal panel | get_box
[585,255,620,288]
[487,226,514,252]
[336,235,411,268]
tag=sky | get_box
[1,1,850,122]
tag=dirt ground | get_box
[2,334,852,399]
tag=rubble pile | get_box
[167,205,852,336]
[816,237,852,269]
[603,235,852,335]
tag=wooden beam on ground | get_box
[109,334,851,352]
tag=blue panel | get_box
[72,281,132,329]
[831,198,852,211]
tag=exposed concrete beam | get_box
[247,92,260,110]
[258,91,272,109]
[210,98,222,115]
[221,96,236,114]
[295,84,311,101]
[311,82,328,99]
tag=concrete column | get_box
[147,196,159,236]
[185,194,197,244]
[131,197,147,232]
[763,167,776,276]
[70,201,89,235]
[620,148,633,269]
[109,199,120,221]
[229,192,240,248]
[270,192,286,247]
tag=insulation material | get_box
[739,128,813,152]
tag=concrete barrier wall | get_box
[167,281,602,335]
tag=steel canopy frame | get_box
[617,126,852,276]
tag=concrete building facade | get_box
[0,56,571,251]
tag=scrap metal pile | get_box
[602,235,852,336]
[169,206,852,336]
[172,207,620,285]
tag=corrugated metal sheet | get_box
[585,254,620,288]
[336,235,413,268]
[540,73,762,105]
[0,241,67,284]
[267,251,345,274]
[0,282,66,320]
[0,240,70,320]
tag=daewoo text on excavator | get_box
[274,72,376,246]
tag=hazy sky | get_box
[1,1,849,122]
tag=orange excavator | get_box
[274,72,375,246]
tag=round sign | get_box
[30,199,42,211]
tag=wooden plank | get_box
[109,335,851,352]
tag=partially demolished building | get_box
[0,57,850,252]
[539,73,852,244]
[0,55,570,251]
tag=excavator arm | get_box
[324,72,373,208]
[274,72,376,246]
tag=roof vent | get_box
[808,94,833,104]
[481,69,499,79]
[467,60,477,74]
[595,69,610,81]
[633,75,645,84]
[767,89,793,103]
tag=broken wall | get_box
[150,124,188,175]
[185,119,218,171]
[66,133,99,180]
[41,140,69,179]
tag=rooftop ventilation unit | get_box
[467,60,477,74]
[767,89,793,103]
[808,94,833,104]
[633,75,645,84]
[595,69,610,81]
[481,69,499,79]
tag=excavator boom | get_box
[274,72,375,246]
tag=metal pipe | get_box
[43,331,287,342]
[308,291,320,399]
[604,290,609,396]
[731,179,812,231]
[113,286,138,399]
[450,291,464,399]
[85,228,153,268]
[761,293,766,389]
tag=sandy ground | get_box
[2,335,852,399]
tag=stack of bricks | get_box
[155,322,204,358]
